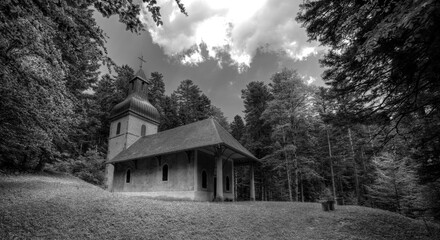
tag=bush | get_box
[45,149,106,186]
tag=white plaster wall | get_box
[112,152,194,192]
[107,115,158,161]
[125,115,158,149]
[107,116,129,161]
[127,115,157,137]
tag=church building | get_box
[105,67,259,201]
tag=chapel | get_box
[105,67,259,201]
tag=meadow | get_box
[0,173,438,239]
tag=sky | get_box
[95,0,326,121]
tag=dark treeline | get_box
[229,0,439,223]
[233,69,439,222]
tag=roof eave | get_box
[107,142,259,164]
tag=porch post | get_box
[194,150,198,191]
[231,159,235,201]
[106,163,115,192]
[250,162,255,201]
[216,155,224,201]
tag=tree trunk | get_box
[326,126,337,202]
[284,149,293,202]
[294,162,299,202]
[348,128,360,204]
[300,173,304,202]
[282,130,293,202]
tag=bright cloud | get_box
[140,0,321,69]
[307,76,316,85]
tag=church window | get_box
[126,169,131,183]
[141,125,146,136]
[116,122,121,135]
[226,176,230,191]
[202,170,207,189]
[162,164,168,181]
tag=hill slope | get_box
[0,174,438,239]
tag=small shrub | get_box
[45,149,106,186]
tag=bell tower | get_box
[106,60,160,191]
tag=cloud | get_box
[140,0,321,69]
[307,76,316,85]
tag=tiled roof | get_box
[108,118,258,163]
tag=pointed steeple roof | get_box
[132,68,148,82]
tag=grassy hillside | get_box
[0,173,438,240]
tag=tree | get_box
[238,81,273,200]
[159,94,181,131]
[148,72,165,107]
[262,69,319,201]
[174,79,211,125]
[366,153,421,214]
[241,81,273,159]
[297,0,440,185]
[0,0,186,170]
[209,106,230,131]
[114,65,135,98]
[230,115,245,142]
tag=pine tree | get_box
[241,81,273,159]
[159,95,181,131]
[262,68,319,201]
[209,106,230,131]
[148,72,165,107]
[174,79,211,125]
[230,115,245,142]
[366,153,421,214]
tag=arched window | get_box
[162,164,168,181]
[226,176,230,191]
[126,169,131,183]
[141,125,146,136]
[116,122,121,135]
[202,170,207,189]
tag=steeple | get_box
[109,62,160,125]
[128,68,150,99]
[106,58,160,191]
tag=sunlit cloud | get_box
[307,76,316,85]
[140,0,321,70]
[181,51,204,65]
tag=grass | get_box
[0,173,439,240]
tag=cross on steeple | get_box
[138,56,146,69]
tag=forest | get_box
[1,0,439,223]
